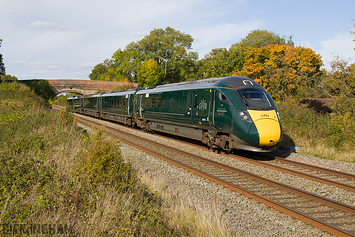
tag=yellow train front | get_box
[211,76,282,152]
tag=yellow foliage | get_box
[241,44,322,100]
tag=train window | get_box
[145,98,150,108]
[151,98,156,107]
[163,98,169,108]
[123,99,126,106]
[157,98,162,108]
[218,91,227,102]
[237,88,273,110]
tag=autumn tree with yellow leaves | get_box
[236,44,323,101]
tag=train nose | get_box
[249,119,281,147]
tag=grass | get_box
[0,82,231,236]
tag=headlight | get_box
[238,110,253,123]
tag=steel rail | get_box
[75,115,355,237]
[272,156,355,180]
[227,153,355,193]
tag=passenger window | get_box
[145,98,150,108]
[157,98,162,108]
[151,98,156,107]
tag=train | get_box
[67,76,282,152]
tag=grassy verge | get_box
[277,100,355,162]
[0,82,231,236]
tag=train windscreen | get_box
[237,88,274,110]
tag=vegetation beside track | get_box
[0,82,230,236]
[278,98,355,162]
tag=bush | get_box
[277,99,355,160]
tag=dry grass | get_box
[1,83,234,236]
[136,172,233,237]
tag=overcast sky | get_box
[1,0,354,80]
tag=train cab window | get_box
[157,98,162,108]
[237,88,273,110]
[218,91,227,102]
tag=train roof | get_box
[100,88,143,97]
[136,76,263,94]
[67,96,80,100]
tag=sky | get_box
[1,0,355,80]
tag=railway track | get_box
[71,113,355,237]
[52,106,355,236]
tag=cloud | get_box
[28,21,70,31]
[192,21,262,58]
[319,32,355,69]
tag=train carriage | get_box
[82,94,101,118]
[67,96,81,113]
[100,89,143,126]
[135,76,282,152]
[67,76,282,152]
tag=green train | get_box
[67,76,282,152]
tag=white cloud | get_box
[319,32,355,69]
[29,21,70,31]
[192,21,262,58]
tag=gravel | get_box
[78,116,355,236]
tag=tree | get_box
[319,56,355,97]
[231,30,294,50]
[238,44,322,101]
[137,59,163,87]
[198,48,235,78]
[0,39,5,75]
[111,27,198,84]
[89,59,129,82]
[198,30,294,79]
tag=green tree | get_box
[0,39,5,76]
[137,59,164,87]
[89,59,128,82]
[231,30,294,50]
[318,56,355,98]
[111,27,198,84]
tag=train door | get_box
[209,89,216,127]
[138,94,143,118]
[192,90,210,127]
